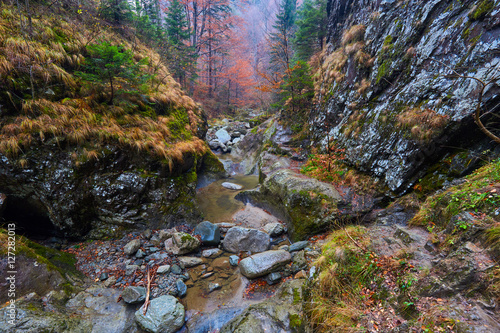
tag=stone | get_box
[229,255,239,266]
[289,241,309,252]
[223,227,270,253]
[157,265,171,274]
[221,182,243,190]
[124,239,141,256]
[103,276,117,287]
[215,222,237,233]
[294,270,307,279]
[263,222,286,237]
[178,256,203,268]
[121,286,146,304]
[291,250,308,273]
[211,257,231,271]
[202,248,222,258]
[201,272,214,279]
[166,232,200,255]
[279,245,289,251]
[208,282,221,292]
[99,272,108,281]
[215,129,231,144]
[266,272,282,285]
[135,295,185,333]
[239,250,292,279]
[171,264,182,275]
[135,248,145,258]
[193,221,221,245]
[125,265,139,276]
[143,229,152,239]
[176,279,187,298]
[158,229,174,242]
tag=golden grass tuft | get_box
[342,25,366,46]
[397,107,450,142]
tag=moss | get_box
[376,60,392,84]
[468,0,494,20]
[293,287,301,304]
[289,313,302,328]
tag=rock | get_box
[232,137,242,145]
[158,229,174,242]
[124,239,141,256]
[176,279,187,298]
[125,265,139,276]
[223,227,270,253]
[239,250,292,279]
[103,276,117,287]
[178,256,203,268]
[135,248,145,258]
[157,265,171,274]
[143,229,152,239]
[171,264,182,275]
[229,255,239,266]
[208,283,221,292]
[220,279,306,332]
[202,248,222,258]
[122,286,146,304]
[394,226,424,245]
[0,193,6,218]
[266,272,282,285]
[279,245,289,251]
[212,257,231,271]
[291,250,308,273]
[166,232,200,255]
[193,221,221,245]
[187,307,245,333]
[201,272,214,279]
[99,272,108,281]
[294,270,307,279]
[221,182,243,190]
[215,222,237,233]
[215,129,232,144]
[263,222,286,237]
[289,241,309,252]
[135,295,185,333]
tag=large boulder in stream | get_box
[135,295,185,333]
[193,221,221,245]
[222,227,270,253]
[239,250,292,279]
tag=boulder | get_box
[124,239,141,256]
[135,295,185,333]
[193,221,221,245]
[215,129,232,144]
[291,251,308,273]
[221,182,243,190]
[121,286,146,304]
[223,227,270,253]
[239,250,291,279]
[165,232,200,255]
[263,222,286,237]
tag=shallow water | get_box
[195,175,260,223]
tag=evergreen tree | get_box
[294,0,327,62]
[165,0,197,88]
[269,0,297,73]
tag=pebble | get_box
[208,282,221,292]
[289,241,309,252]
[229,255,239,266]
[202,248,222,258]
[201,272,214,279]
[176,279,187,297]
[125,265,139,276]
[266,272,281,285]
[149,247,160,253]
[171,264,182,275]
[99,272,108,281]
[135,249,145,258]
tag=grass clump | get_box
[396,107,449,142]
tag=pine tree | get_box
[294,0,327,62]
[269,0,297,73]
[165,0,197,88]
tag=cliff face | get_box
[312,0,500,194]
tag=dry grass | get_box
[0,4,207,168]
[397,107,449,142]
[342,25,366,47]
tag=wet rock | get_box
[229,255,239,266]
[202,248,222,258]
[263,222,286,237]
[201,272,214,279]
[143,229,152,239]
[289,241,309,252]
[122,286,146,304]
[187,307,245,333]
[135,295,185,333]
[208,282,221,292]
[291,250,308,273]
[104,276,117,287]
[221,182,243,190]
[212,257,231,271]
[176,279,187,298]
[166,232,200,255]
[394,226,424,245]
[215,222,237,233]
[193,221,221,245]
[178,256,203,268]
[279,245,290,251]
[223,227,270,253]
[266,272,282,285]
[239,250,292,279]
[220,279,306,332]
[124,239,141,256]
[99,272,108,281]
[158,229,174,242]
[157,265,171,274]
